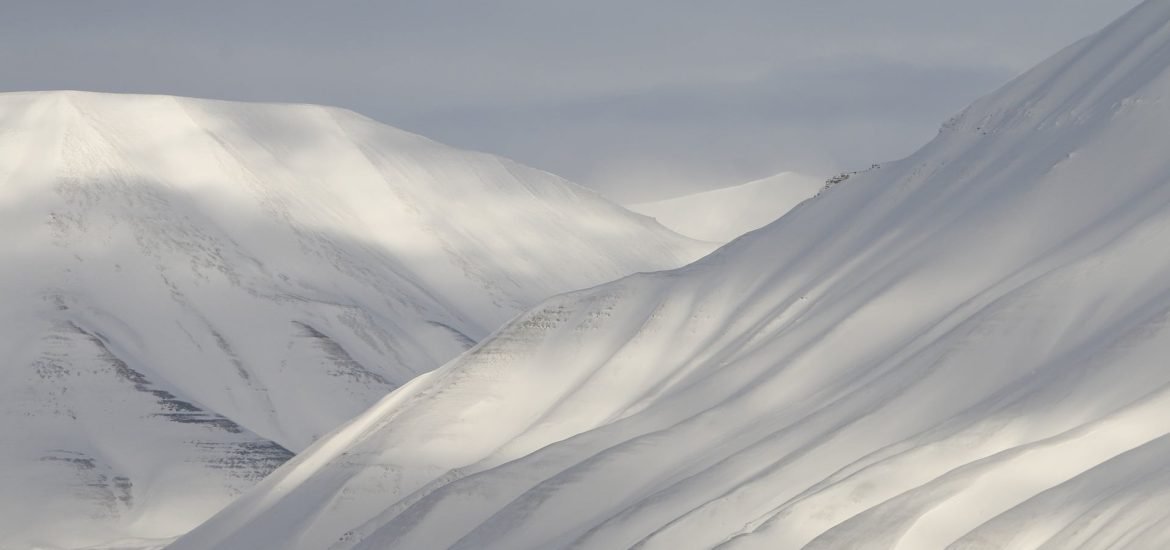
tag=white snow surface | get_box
[0,91,710,549]
[627,172,822,242]
[172,2,1170,549]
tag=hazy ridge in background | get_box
[627,172,822,242]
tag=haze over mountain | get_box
[627,172,822,242]
[0,0,1143,200]
[172,2,1170,549]
[0,90,709,549]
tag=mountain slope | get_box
[171,2,1170,549]
[0,91,710,549]
[626,172,821,242]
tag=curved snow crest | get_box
[0,90,709,548]
[626,172,823,243]
[174,2,1170,549]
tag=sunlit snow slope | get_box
[173,2,1170,549]
[627,172,822,242]
[0,91,710,549]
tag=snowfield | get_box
[0,91,709,549]
[627,172,823,242]
[171,1,1170,549]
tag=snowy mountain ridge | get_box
[171,2,1170,549]
[0,90,710,549]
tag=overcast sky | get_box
[0,1,1143,201]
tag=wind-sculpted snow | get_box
[0,91,708,549]
[173,2,1170,549]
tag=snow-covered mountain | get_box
[627,172,822,242]
[171,2,1170,549]
[0,91,710,549]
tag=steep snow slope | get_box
[171,2,1170,549]
[627,172,822,242]
[0,91,709,549]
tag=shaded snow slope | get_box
[0,91,709,549]
[627,172,822,242]
[172,2,1170,549]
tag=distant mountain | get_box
[0,91,710,549]
[172,2,1170,549]
[627,172,821,242]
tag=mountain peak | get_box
[0,91,711,549]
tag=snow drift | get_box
[627,172,822,242]
[0,91,709,549]
[173,2,1170,549]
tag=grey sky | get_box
[0,1,1143,201]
